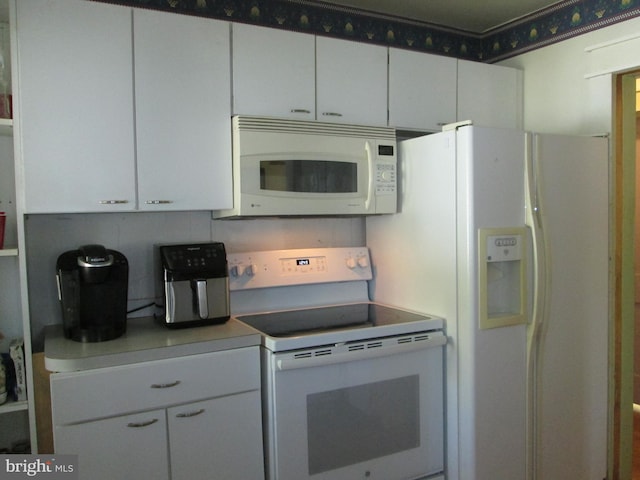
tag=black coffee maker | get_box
[56,244,129,342]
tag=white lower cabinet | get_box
[50,348,264,480]
[55,409,169,480]
[168,391,264,480]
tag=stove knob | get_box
[346,257,357,269]
[357,256,369,268]
[245,264,257,277]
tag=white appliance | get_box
[213,116,397,217]
[366,125,609,480]
[229,247,446,480]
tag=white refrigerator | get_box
[366,125,609,480]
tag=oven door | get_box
[262,333,445,480]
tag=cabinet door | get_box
[16,0,136,213]
[388,48,457,132]
[54,410,169,480]
[316,37,387,126]
[232,23,315,119]
[457,60,523,129]
[168,391,265,480]
[134,10,232,210]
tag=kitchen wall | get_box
[500,16,640,134]
[25,213,365,350]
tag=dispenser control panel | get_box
[478,227,527,330]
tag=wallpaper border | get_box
[92,0,640,62]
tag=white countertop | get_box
[44,316,262,372]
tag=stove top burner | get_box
[236,302,440,347]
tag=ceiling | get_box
[319,0,562,34]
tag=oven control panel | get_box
[227,247,372,290]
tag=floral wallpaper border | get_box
[92,0,640,62]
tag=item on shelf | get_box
[0,353,15,402]
[9,339,26,402]
[11,440,30,454]
[0,211,5,249]
[0,94,11,119]
[0,360,5,405]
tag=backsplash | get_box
[93,0,640,61]
[24,212,366,350]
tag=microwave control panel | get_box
[375,163,396,195]
[374,143,396,196]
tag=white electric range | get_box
[229,247,446,480]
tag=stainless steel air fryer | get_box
[156,242,230,328]
[56,244,129,342]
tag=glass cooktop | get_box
[236,303,433,338]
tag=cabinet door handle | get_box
[145,200,174,204]
[98,199,129,205]
[150,380,181,389]
[127,418,159,428]
[322,112,343,117]
[290,109,311,114]
[175,408,205,418]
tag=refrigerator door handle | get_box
[524,132,550,480]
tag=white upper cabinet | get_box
[17,0,136,213]
[134,10,232,211]
[232,23,315,119]
[316,37,387,126]
[232,25,388,126]
[388,48,457,132]
[16,1,233,213]
[457,59,523,129]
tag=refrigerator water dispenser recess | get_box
[478,227,527,329]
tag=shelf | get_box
[0,400,28,414]
[0,247,17,257]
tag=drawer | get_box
[51,347,260,425]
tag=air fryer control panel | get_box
[160,243,227,274]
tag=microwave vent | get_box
[234,115,396,140]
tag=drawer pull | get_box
[290,109,311,114]
[98,199,129,205]
[150,380,181,389]
[145,200,174,204]
[127,418,159,428]
[322,112,343,117]
[175,408,205,418]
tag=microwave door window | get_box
[260,160,357,193]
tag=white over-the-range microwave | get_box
[213,115,398,218]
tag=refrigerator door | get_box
[367,129,460,477]
[456,126,527,480]
[368,126,528,480]
[530,133,609,480]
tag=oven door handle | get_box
[276,333,446,371]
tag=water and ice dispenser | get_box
[478,228,527,329]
